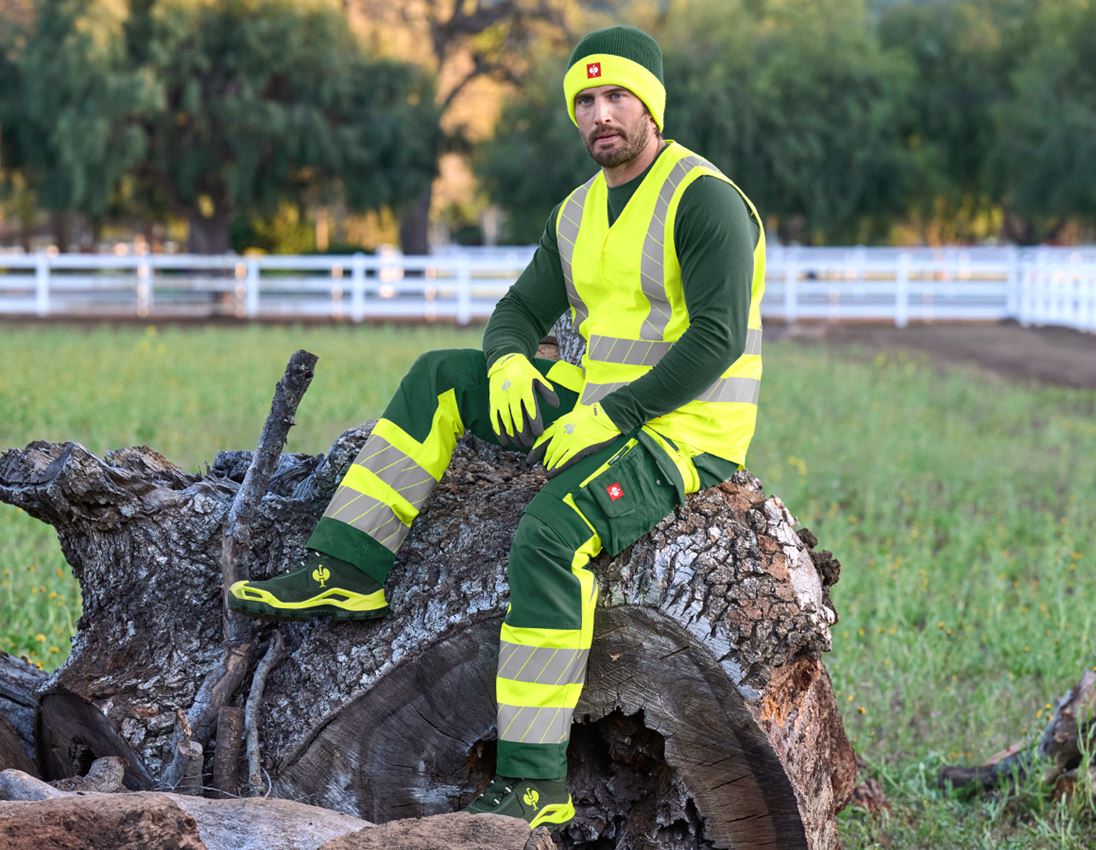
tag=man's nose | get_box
[592,97,612,123]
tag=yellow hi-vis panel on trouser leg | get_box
[370,389,465,480]
[322,389,465,553]
[496,532,600,749]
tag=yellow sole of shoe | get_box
[529,798,575,830]
[228,581,387,620]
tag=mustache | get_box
[587,129,621,144]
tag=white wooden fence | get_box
[1,245,1094,332]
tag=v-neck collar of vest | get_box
[601,140,675,230]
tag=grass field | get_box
[1,322,1093,848]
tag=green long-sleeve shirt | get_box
[483,145,760,434]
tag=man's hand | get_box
[528,402,621,477]
[488,353,559,448]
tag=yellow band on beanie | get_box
[563,53,666,132]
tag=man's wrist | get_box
[599,393,641,434]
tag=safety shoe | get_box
[227,551,387,621]
[463,775,574,830]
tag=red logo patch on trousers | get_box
[606,482,624,501]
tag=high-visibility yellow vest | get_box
[556,140,765,465]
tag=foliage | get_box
[474,60,592,243]
[666,0,922,244]
[123,0,439,252]
[877,0,1037,243]
[0,323,1093,849]
[0,0,156,221]
[0,0,439,252]
[985,0,1096,243]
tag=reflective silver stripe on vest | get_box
[583,375,759,406]
[355,435,436,511]
[586,335,673,366]
[557,175,597,332]
[498,705,574,745]
[639,154,715,340]
[497,643,589,687]
[325,488,409,553]
[745,327,763,356]
[587,328,760,366]
[697,376,761,404]
[580,381,629,405]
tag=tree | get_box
[667,0,921,244]
[125,0,440,253]
[348,0,575,253]
[477,0,922,245]
[878,0,1037,243]
[474,61,591,243]
[0,0,155,249]
[985,0,1096,244]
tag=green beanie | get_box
[563,26,666,132]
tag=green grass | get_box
[1,323,1093,848]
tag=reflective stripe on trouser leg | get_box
[307,349,484,583]
[307,348,580,585]
[495,529,600,780]
[492,438,627,781]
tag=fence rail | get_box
[1,246,1094,332]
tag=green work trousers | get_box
[307,348,735,779]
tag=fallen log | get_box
[0,764,552,850]
[0,360,856,850]
[940,669,1096,798]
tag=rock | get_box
[319,812,546,850]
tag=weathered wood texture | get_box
[0,652,45,776]
[0,425,854,848]
[0,777,553,850]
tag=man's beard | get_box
[582,118,651,168]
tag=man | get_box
[228,25,764,830]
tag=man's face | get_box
[574,85,656,169]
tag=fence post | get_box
[456,256,472,325]
[35,253,51,317]
[784,252,798,324]
[137,255,152,318]
[895,252,910,328]
[245,257,260,318]
[351,253,366,322]
[1005,245,1020,321]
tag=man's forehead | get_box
[576,84,636,98]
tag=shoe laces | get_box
[478,777,514,806]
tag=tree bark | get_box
[0,652,46,776]
[186,212,232,254]
[398,188,433,256]
[0,423,854,848]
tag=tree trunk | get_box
[186,212,232,254]
[398,188,432,255]
[48,209,70,253]
[0,423,855,848]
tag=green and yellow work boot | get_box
[227,551,387,622]
[463,775,574,830]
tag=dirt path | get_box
[769,321,1096,390]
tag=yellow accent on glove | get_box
[488,353,559,448]
[528,402,621,477]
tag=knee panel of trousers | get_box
[506,509,593,631]
[407,348,486,388]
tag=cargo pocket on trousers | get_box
[571,439,680,557]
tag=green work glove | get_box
[528,402,621,477]
[488,353,559,448]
